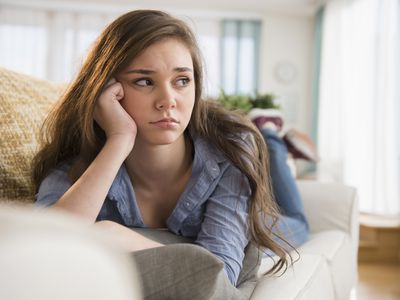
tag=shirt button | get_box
[205,160,220,178]
[210,166,219,178]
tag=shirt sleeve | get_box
[194,164,251,286]
[35,164,72,207]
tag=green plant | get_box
[251,93,280,110]
[217,91,252,112]
[217,90,279,112]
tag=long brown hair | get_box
[32,10,291,274]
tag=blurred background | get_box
[0,0,399,297]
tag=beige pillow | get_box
[0,68,63,204]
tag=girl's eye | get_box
[176,77,191,87]
[134,79,153,87]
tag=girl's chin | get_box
[135,131,184,147]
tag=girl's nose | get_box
[155,86,177,110]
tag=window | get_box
[221,20,261,95]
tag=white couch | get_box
[0,67,358,300]
[0,180,358,300]
[0,205,143,300]
[252,180,359,300]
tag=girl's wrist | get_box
[106,134,135,157]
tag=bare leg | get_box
[94,220,163,252]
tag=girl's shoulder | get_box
[191,133,254,177]
[192,134,226,164]
[193,129,256,158]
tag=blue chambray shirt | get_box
[35,135,251,286]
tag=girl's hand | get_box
[94,78,137,147]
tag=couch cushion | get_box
[132,244,245,300]
[299,230,357,300]
[0,68,63,204]
[131,228,261,299]
[254,230,354,300]
[299,230,347,261]
[252,254,335,300]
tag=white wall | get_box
[259,13,314,133]
[186,8,316,133]
[187,11,316,134]
[0,1,317,133]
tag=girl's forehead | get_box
[124,39,193,70]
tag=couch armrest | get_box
[297,180,359,239]
[297,181,359,299]
[0,204,142,300]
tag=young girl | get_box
[33,10,308,289]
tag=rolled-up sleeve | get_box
[35,166,72,207]
[195,164,250,286]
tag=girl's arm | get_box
[51,135,132,222]
[51,79,136,222]
[195,164,251,286]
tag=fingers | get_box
[102,78,124,101]
[103,77,117,90]
[94,77,135,141]
[114,83,124,101]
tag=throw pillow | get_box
[0,68,63,204]
[130,228,261,300]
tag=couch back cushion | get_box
[0,68,63,204]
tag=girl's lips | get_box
[150,118,179,129]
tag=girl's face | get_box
[117,39,195,147]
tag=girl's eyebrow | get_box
[174,67,193,73]
[125,67,193,74]
[125,69,154,74]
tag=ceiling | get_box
[1,0,329,16]
[76,0,325,12]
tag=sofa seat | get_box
[249,179,359,300]
[253,229,351,300]
[300,231,357,300]
[253,254,335,299]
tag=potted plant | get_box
[217,91,283,131]
[217,90,253,113]
[216,90,318,162]
[247,93,283,131]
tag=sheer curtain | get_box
[0,5,248,98]
[318,0,400,216]
[221,20,261,95]
[0,6,114,82]
[0,8,49,79]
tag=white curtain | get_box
[221,20,261,95]
[318,0,400,216]
[0,5,228,97]
[188,18,222,97]
[0,6,114,82]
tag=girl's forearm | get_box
[52,135,133,222]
